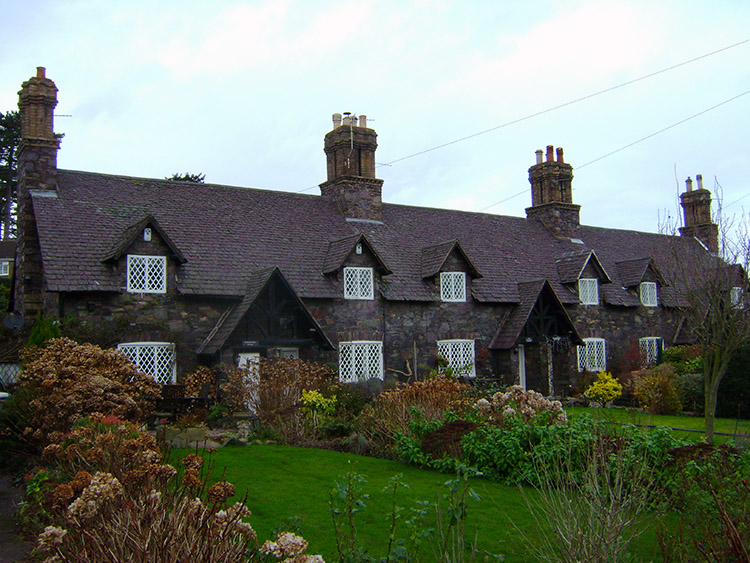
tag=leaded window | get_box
[731,286,744,309]
[577,338,606,372]
[118,342,176,385]
[127,255,166,294]
[639,282,657,307]
[639,337,663,366]
[437,339,475,377]
[578,278,598,305]
[440,272,466,302]
[338,341,383,383]
[0,260,9,277]
[343,267,374,300]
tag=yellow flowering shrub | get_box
[583,371,623,405]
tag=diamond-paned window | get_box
[118,342,176,385]
[338,341,383,383]
[639,282,657,307]
[577,338,606,372]
[343,267,374,300]
[127,255,166,294]
[578,278,598,305]
[437,339,475,377]
[440,272,466,302]
[639,337,663,366]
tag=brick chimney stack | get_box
[679,174,718,253]
[525,145,580,237]
[15,67,60,317]
[319,113,384,222]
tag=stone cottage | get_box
[11,67,730,394]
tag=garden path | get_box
[0,473,32,562]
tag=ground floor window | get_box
[577,338,606,372]
[339,341,383,383]
[118,342,176,385]
[437,339,476,378]
[0,363,20,386]
[639,337,663,366]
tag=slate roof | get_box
[102,214,186,263]
[0,241,15,260]
[30,169,710,304]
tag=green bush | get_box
[633,364,682,415]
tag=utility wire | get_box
[480,88,750,212]
[380,38,750,167]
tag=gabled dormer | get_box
[615,257,666,308]
[556,250,611,306]
[322,233,391,300]
[421,240,482,302]
[102,215,186,294]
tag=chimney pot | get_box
[535,150,543,164]
[358,115,367,128]
[36,67,46,78]
[697,174,704,190]
[686,177,693,192]
[546,145,554,162]
[556,147,564,163]
[332,113,342,129]
[343,115,352,126]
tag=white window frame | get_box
[343,267,374,300]
[0,260,9,277]
[578,278,598,305]
[338,341,383,383]
[126,255,167,294]
[639,337,663,366]
[440,272,467,302]
[117,342,176,385]
[730,286,744,309]
[437,339,475,378]
[639,282,657,307]
[577,338,606,372]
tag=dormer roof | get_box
[420,239,482,279]
[556,250,611,284]
[101,214,186,264]
[322,232,391,275]
[615,257,666,287]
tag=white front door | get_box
[237,353,260,410]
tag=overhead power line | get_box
[480,88,750,212]
[380,38,750,167]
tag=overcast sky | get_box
[2,0,749,237]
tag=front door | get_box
[237,352,260,410]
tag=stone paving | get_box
[0,473,32,562]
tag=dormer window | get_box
[344,267,374,300]
[639,282,657,307]
[731,286,744,309]
[440,272,466,302]
[127,255,166,294]
[578,278,598,305]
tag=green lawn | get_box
[565,406,750,443]
[183,444,664,562]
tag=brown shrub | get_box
[358,376,473,448]
[421,420,479,459]
[220,358,334,444]
[632,363,682,415]
[20,338,161,446]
